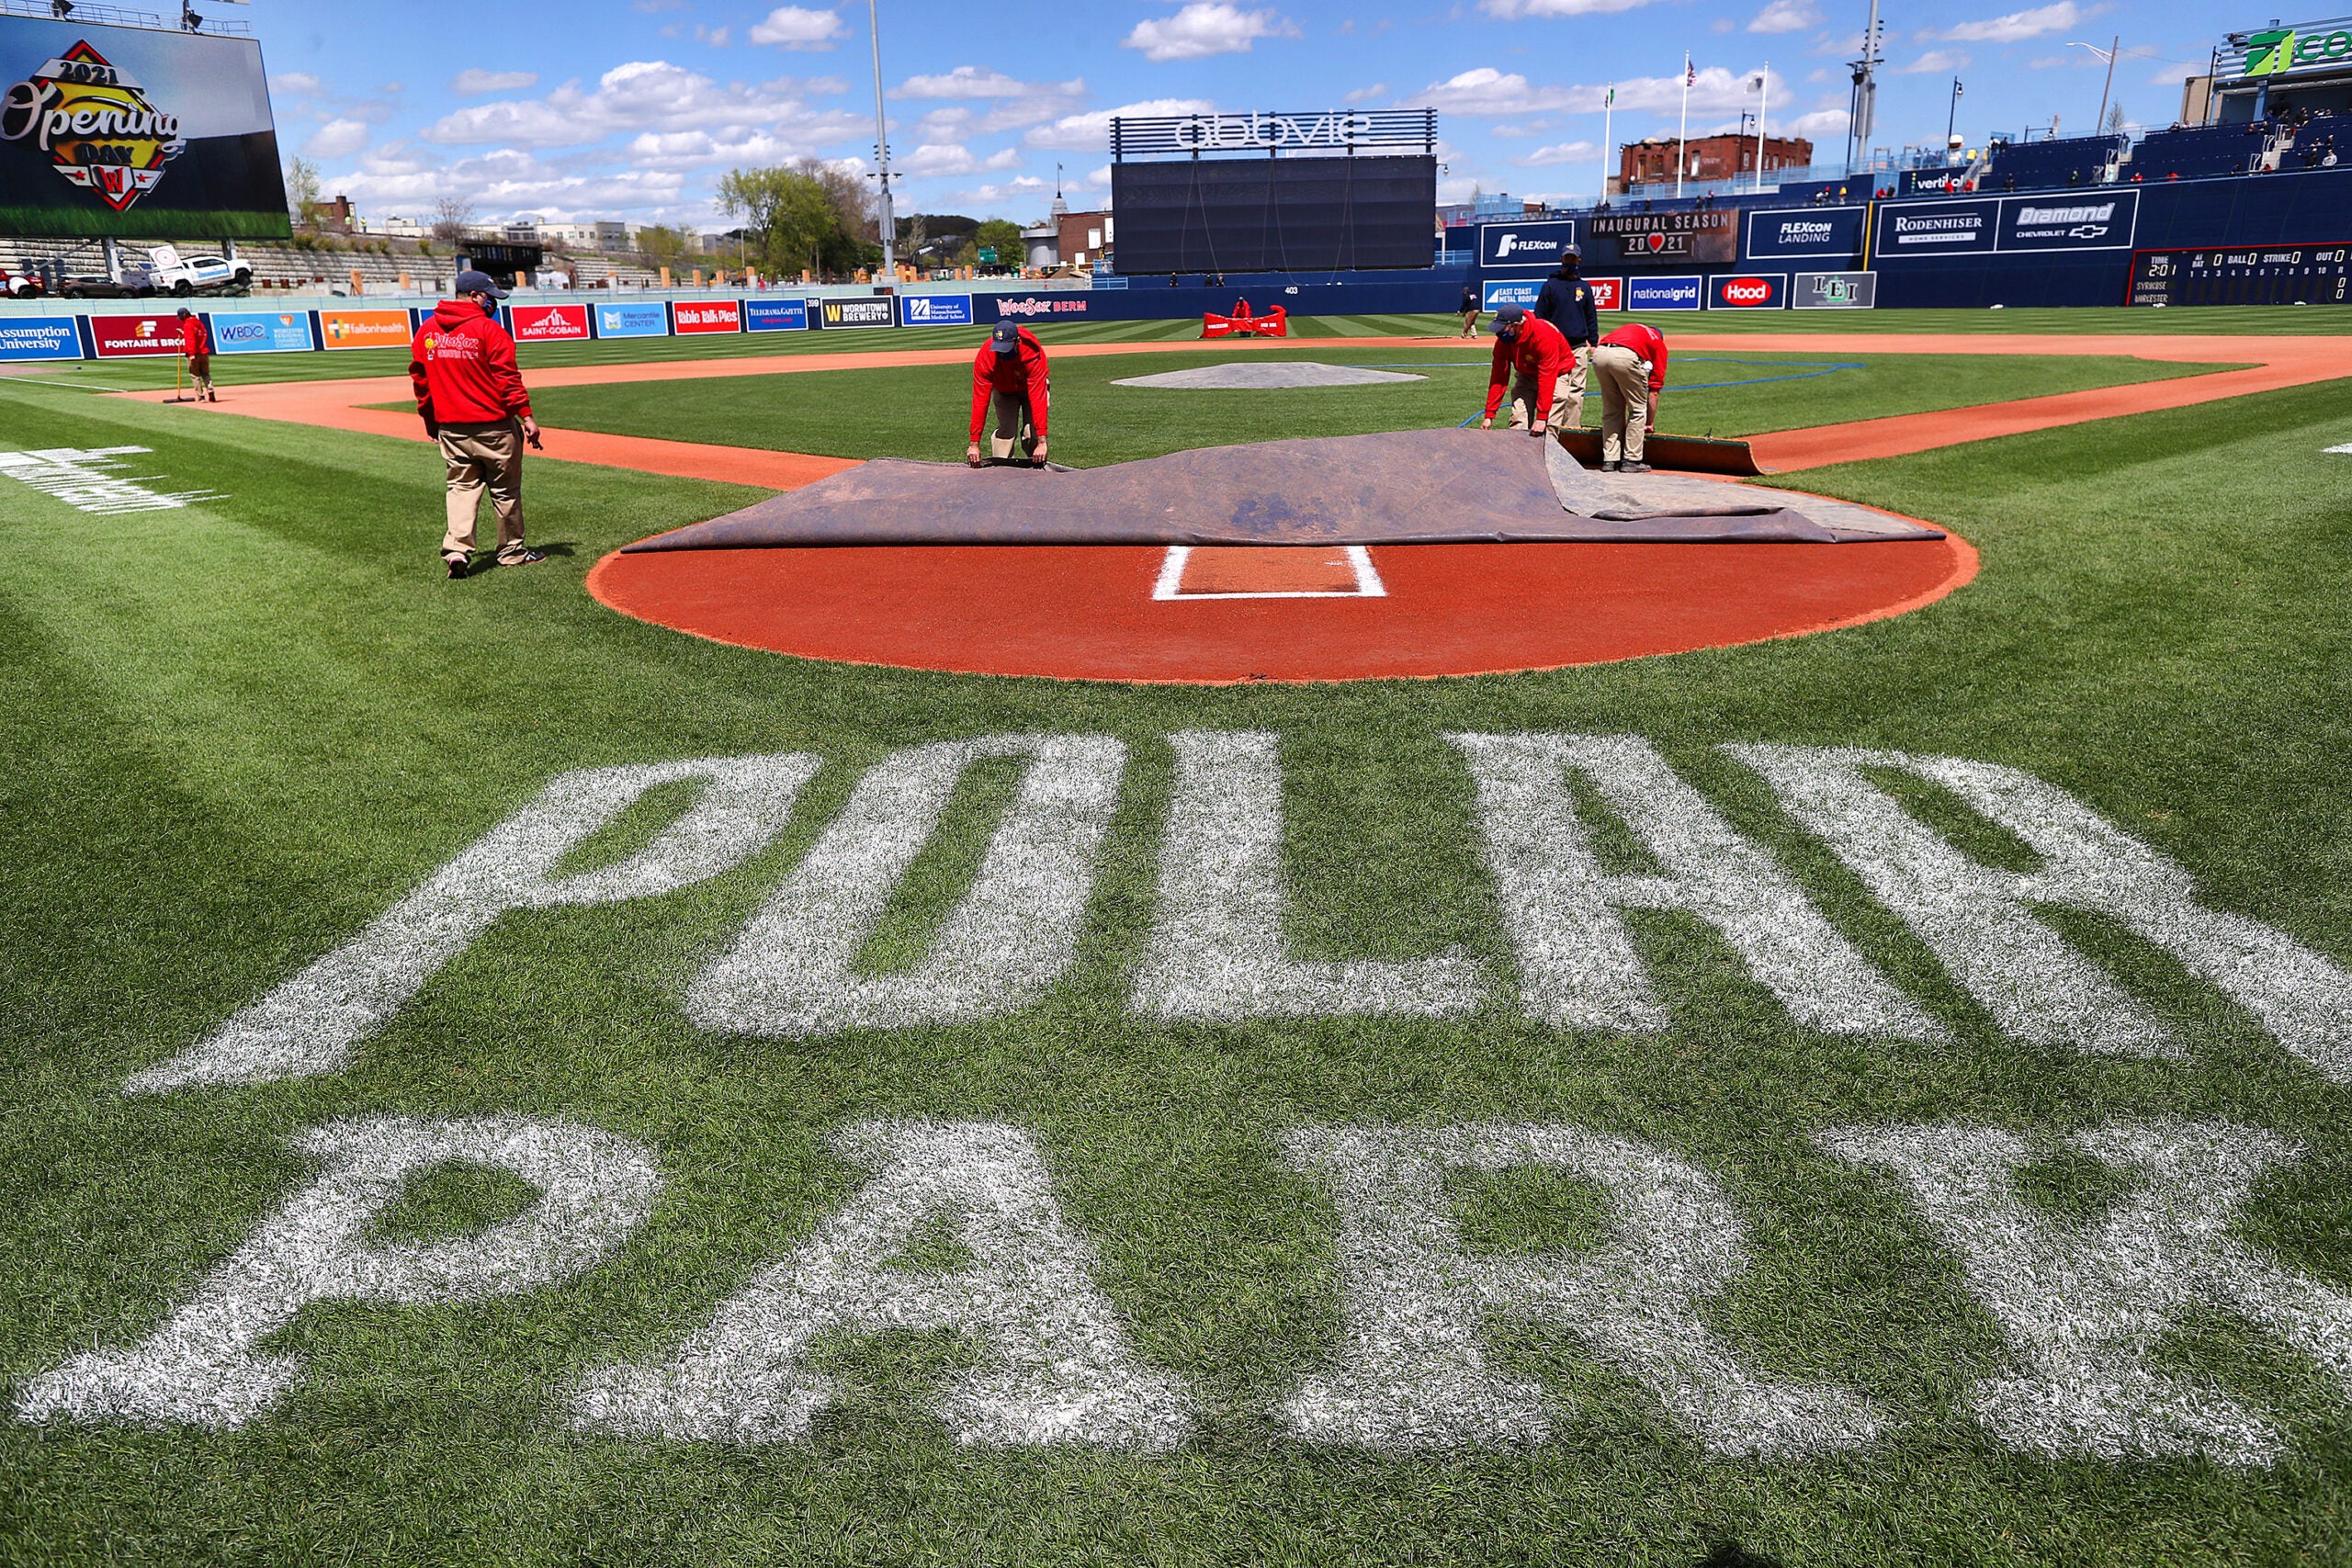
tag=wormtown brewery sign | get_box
[0,41,183,212]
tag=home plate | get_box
[1154,545,1385,599]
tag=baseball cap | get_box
[1493,306,1527,335]
[989,321,1020,354]
[175,305,191,317]
[454,269,509,299]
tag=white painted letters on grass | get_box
[1133,731,1485,1020]
[686,736,1125,1035]
[571,1120,1193,1449]
[1819,1119,2352,1465]
[1731,746,2352,1077]
[17,1117,660,1429]
[1451,733,1939,1037]
[128,753,822,1093]
[1279,1122,1881,1454]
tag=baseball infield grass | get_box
[2,356,2351,1566]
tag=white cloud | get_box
[1481,0,1660,16]
[1925,3,2079,43]
[749,6,846,48]
[624,127,860,169]
[895,141,1027,176]
[1899,50,1972,73]
[949,175,1048,207]
[1344,82,1390,103]
[1516,139,1599,165]
[1783,107,1850,138]
[1419,65,1782,117]
[896,66,1027,98]
[694,24,732,46]
[1749,0,1820,33]
[452,70,539,96]
[1024,96,1215,150]
[1122,4,1299,62]
[303,118,370,159]
[271,73,325,97]
[420,62,853,149]
[894,73,1088,134]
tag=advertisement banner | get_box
[2129,243,2352,307]
[672,299,741,334]
[87,310,183,357]
[208,309,314,354]
[1476,219,1579,270]
[1588,276,1623,311]
[594,300,671,338]
[1998,190,2137,252]
[0,317,80,361]
[508,302,590,343]
[317,309,411,351]
[1873,198,1999,257]
[899,292,974,326]
[980,293,1091,322]
[1585,210,1736,267]
[819,297,895,329]
[0,17,290,239]
[1479,278,1543,311]
[1744,206,1866,261]
[1623,275,1703,310]
[1708,273,1787,310]
[1791,270,1878,309]
[743,298,808,332]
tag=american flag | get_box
[1685,59,1697,86]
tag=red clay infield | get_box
[586,527,1980,683]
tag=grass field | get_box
[4,330,2352,1567]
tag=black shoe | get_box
[446,556,468,580]
[499,548,547,568]
[1619,461,1653,474]
[1600,459,1621,472]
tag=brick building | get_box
[1617,133,1813,192]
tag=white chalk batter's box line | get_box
[1152,545,1387,600]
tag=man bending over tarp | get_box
[1591,319,1669,473]
[1478,307,1576,440]
[967,321,1050,467]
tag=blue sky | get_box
[251,0,2231,228]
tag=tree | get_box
[717,161,878,278]
[2106,102,2129,136]
[633,224,695,266]
[285,157,321,226]
[431,195,475,245]
[972,218,1021,267]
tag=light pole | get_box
[2069,37,2121,137]
[1751,66,1768,191]
[866,0,896,279]
[1946,75,1963,155]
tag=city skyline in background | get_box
[250,0,2233,229]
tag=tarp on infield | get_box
[620,429,1942,551]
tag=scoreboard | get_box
[2129,243,2352,307]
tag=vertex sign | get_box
[1707,274,1786,310]
[2220,19,2352,78]
[1872,190,2138,257]
[1477,220,1578,270]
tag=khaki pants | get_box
[438,421,527,562]
[1591,344,1651,464]
[989,389,1044,460]
[186,354,212,398]
[1459,308,1479,337]
[1506,365,1575,435]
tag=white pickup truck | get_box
[148,245,254,297]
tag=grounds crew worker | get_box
[1478,306,1575,438]
[1457,282,1481,338]
[1530,244,1599,429]
[175,306,214,402]
[409,269,544,580]
[1590,319,1669,473]
[967,321,1049,467]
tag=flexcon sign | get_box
[1708,274,1786,310]
[1476,220,1579,270]
[1744,207,1865,261]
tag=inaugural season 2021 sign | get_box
[0,16,289,239]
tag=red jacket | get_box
[410,299,532,424]
[1600,321,1669,395]
[179,316,209,357]
[1483,315,1574,419]
[969,328,1049,441]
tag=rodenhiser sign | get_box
[1873,190,2140,258]
[1745,206,1866,261]
[1477,220,1579,270]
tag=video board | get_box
[1111,155,1437,274]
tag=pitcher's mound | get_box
[1111,362,1427,389]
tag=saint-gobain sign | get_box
[1109,108,1435,157]
[1477,220,1578,270]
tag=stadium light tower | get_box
[1845,0,1883,177]
[866,0,897,280]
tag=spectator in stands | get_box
[1591,319,1668,474]
[1459,282,1481,338]
[1478,306,1575,441]
[174,307,214,403]
[967,321,1049,467]
[409,269,544,581]
[1532,244,1600,428]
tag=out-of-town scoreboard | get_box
[2129,243,2352,305]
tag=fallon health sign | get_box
[673,299,741,335]
[318,309,411,351]
[208,310,314,354]
[0,317,81,362]
[508,303,590,343]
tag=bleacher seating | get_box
[2285,110,2350,169]
[2125,124,2263,183]
[1981,133,2125,192]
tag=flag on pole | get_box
[1606,85,1615,106]
[1686,58,1698,86]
